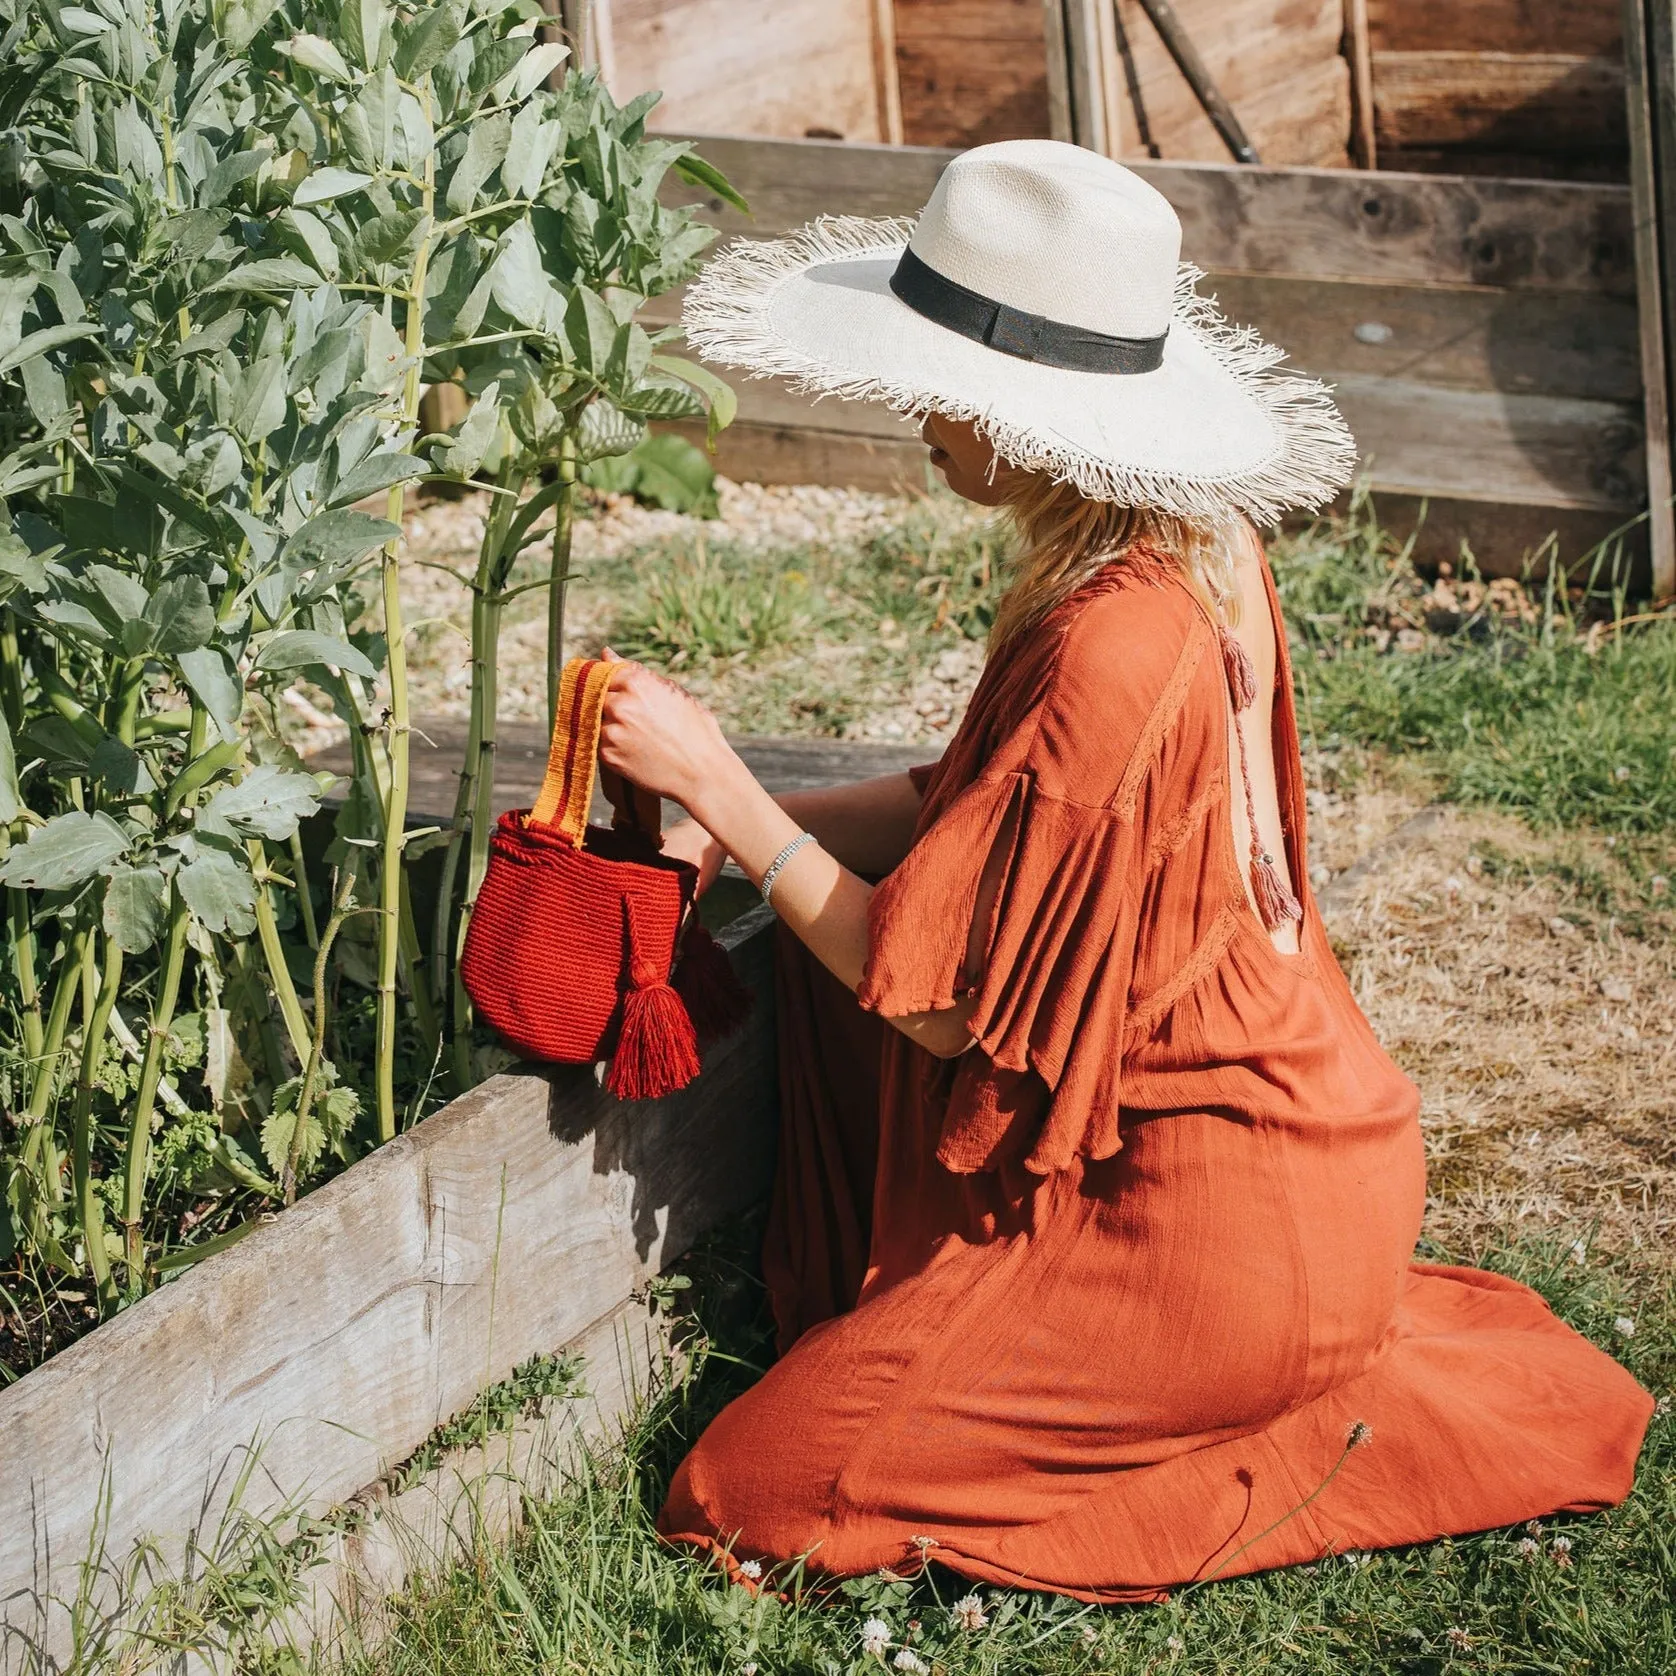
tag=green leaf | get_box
[231,356,287,443]
[178,647,245,743]
[282,32,353,81]
[650,352,737,445]
[672,152,749,214]
[0,811,129,891]
[294,168,375,207]
[0,322,101,377]
[273,207,341,280]
[347,208,427,271]
[328,450,430,506]
[502,102,560,202]
[603,320,651,395]
[340,0,393,70]
[198,764,323,842]
[84,563,151,626]
[445,111,511,215]
[489,220,552,330]
[255,630,378,679]
[505,41,567,104]
[282,508,400,568]
[429,383,502,477]
[202,256,323,296]
[393,0,463,79]
[144,574,216,656]
[0,713,20,823]
[178,847,257,936]
[201,149,266,208]
[623,432,716,515]
[103,864,168,952]
[564,284,617,376]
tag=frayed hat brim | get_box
[682,217,1357,526]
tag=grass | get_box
[332,1226,1673,1676]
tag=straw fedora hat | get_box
[682,139,1356,525]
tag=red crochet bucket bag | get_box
[460,656,749,1099]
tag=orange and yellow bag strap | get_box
[528,657,661,842]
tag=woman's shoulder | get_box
[1024,565,1214,773]
[941,558,1218,810]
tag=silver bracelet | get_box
[759,831,817,906]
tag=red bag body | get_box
[462,813,695,1064]
[458,655,741,1098]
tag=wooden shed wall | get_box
[615,0,892,144]
[1366,0,1626,179]
[893,0,1350,166]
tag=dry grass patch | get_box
[1320,807,1676,1263]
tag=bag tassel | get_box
[606,896,701,1101]
[1220,628,1304,933]
[672,922,753,1046]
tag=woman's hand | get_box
[662,817,729,897]
[596,652,735,812]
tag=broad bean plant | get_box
[0,0,734,1330]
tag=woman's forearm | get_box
[687,751,975,1057]
[773,771,925,876]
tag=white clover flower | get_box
[1166,1633,1185,1653]
[738,1558,763,1582]
[1570,1238,1588,1266]
[1517,1536,1541,1559]
[950,1593,988,1632]
[1550,1535,1574,1568]
[1081,1625,1098,1645]
[742,1665,758,1675]
[1615,1315,1636,1337]
[861,1618,892,1659]
[1446,1626,1472,1649]
[892,1653,927,1674]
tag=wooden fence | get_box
[654,134,1648,578]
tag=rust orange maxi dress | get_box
[659,556,1653,1600]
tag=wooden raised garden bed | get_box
[0,908,777,1670]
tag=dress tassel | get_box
[1220,627,1259,712]
[1249,848,1304,932]
[607,894,702,1100]
[672,922,754,1045]
[1221,625,1304,933]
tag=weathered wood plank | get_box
[0,913,779,1670]
[1108,0,1351,167]
[665,134,1636,294]
[1206,273,1643,402]
[1367,0,1622,58]
[312,725,938,823]
[614,0,887,142]
[1330,375,1644,510]
[1371,51,1627,156]
[1622,0,1676,596]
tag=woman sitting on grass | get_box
[594,140,1652,1600]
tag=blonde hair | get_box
[988,472,1246,652]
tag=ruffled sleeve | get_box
[856,581,1212,1175]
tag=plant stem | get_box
[284,860,361,1204]
[374,81,436,1145]
[119,879,187,1283]
[72,931,123,1310]
[252,841,312,1067]
[290,831,319,949]
[544,428,577,734]
[436,460,521,1086]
